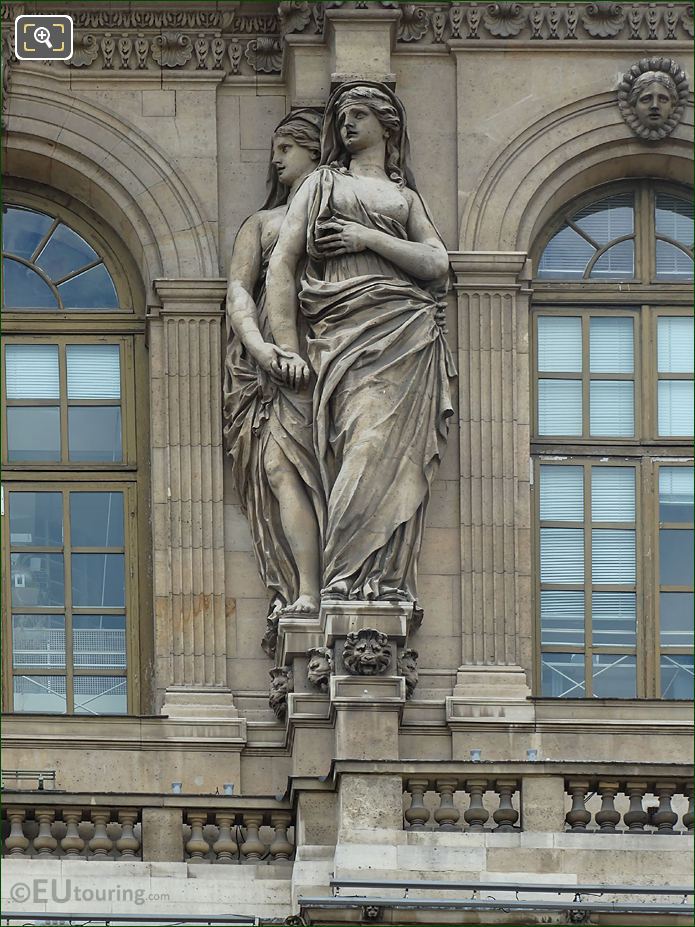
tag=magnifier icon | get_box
[33,26,53,49]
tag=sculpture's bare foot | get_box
[283,593,319,615]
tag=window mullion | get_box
[584,461,593,698]
[63,489,74,713]
[582,316,590,438]
[58,341,69,464]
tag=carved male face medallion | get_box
[634,80,675,129]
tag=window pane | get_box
[58,264,119,310]
[657,317,694,373]
[11,553,64,606]
[573,193,634,244]
[659,467,694,523]
[658,381,694,437]
[537,226,595,279]
[541,653,585,697]
[13,675,66,713]
[537,317,582,372]
[540,591,584,646]
[9,492,63,547]
[591,529,635,584]
[70,492,124,547]
[589,240,634,279]
[538,380,582,436]
[661,655,694,699]
[73,615,126,668]
[592,592,636,647]
[3,206,54,260]
[659,529,694,586]
[12,615,65,668]
[68,407,122,462]
[656,193,694,246]
[589,317,634,373]
[656,240,694,280]
[66,344,121,399]
[5,344,60,398]
[72,553,125,608]
[2,257,59,309]
[7,407,61,462]
[592,654,636,698]
[35,223,98,280]
[540,528,584,583]
[74,676,127,714]
[591,467,635,522]
[540,466,583,521]
[589,381,634,437]
[660,593,694,647]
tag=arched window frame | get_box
[530,180,693,703]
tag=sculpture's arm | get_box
[265,181,312,389]
[226,214,273,365]
[315,189,449,281]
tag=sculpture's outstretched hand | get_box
[315,218,371,257]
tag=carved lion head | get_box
[342,629,391,676]
[306,646,334,693]
[268,666,293,719]
[397,648,419,699]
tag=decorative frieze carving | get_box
[617,57,689,140]
[343,629,392,676]
[306,647,334,693]
[269,666,293,720]
[397,648,419,699]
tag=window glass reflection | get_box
[2,207,54,260]
[72,553,125,608]
[11,553,64,607]
[7,407,61,462]
[9,492,63,547]
[12,615,66,668]
[70,493,124,548]
[13,675,66,713]
[68,407,122,462]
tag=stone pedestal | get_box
[325,8,399,85]
[150,279,237,720]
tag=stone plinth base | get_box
[161,685,240,721]
[331,676,405,760]
[321,600,410,644]
[447,665,534,735]
[277,614,322,667]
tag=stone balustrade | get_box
[1,795,295,863]
[403,776,520,832]
[565,777,693,835]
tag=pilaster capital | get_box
[449,251,531,291]
[151,278,227,317]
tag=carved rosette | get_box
[278,1,312,35]
[343,629,392,676]
[398,6,430,42]
[581,2,625,37]
[269,666,293,720]
[152,32,193,68]
[397,648,419,699]
[483,2,527,37]
[617,57,689,141]
[245,37,283,73]
[70,33,99,68]
[306,647,334,693]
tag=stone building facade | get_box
[1,2,693,924]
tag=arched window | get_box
[531,181,693,702]
[2,195,148,716]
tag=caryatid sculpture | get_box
[266,81,456,611]
[223,109,325,621]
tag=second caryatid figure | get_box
[224,83,456,643]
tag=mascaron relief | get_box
[306,647,334,693]
[397,648,419,699]
[618,57,689,141]
[269,666,293,720]
[343,630,392,677]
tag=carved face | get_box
[271,134,317,186]
[343,630,391,676]
[268,669,293,717]
[397,648,419,698]
[633,80,676,129]
[307,648,333,693]
[338,103,386,154]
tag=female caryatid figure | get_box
[266,82,456,607]
[223,109,325,618]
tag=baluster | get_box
[269,812,293,861]
[683,783,694,834]
[5,809,30,857]
[595,781,621,833]
[404,778,431,829]
[652,781,678,835]
[61,808,85,856]
[493,778,519,832]
[116,809,140,859]
[33,809,58,857]
[623,781,648,834]
[186,811,210,862]
[240,812,266,861]
[212,812,237,863]
[464,778,490,832]
[565,779,592,831]
[89,809,113,859]
[434,778,461,830]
